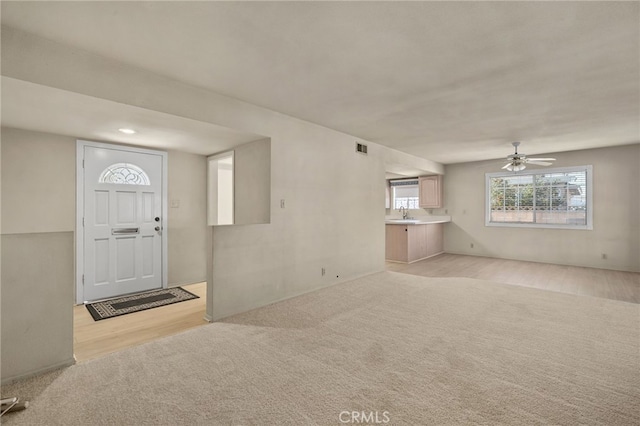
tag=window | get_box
[486,166,592,229]
[389,179,419,209]
[99,163,150,185]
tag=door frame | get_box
[76,140,168,304]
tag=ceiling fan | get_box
[501,142,555,172]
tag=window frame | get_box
[485,165,593,230]
[99,162,151,185]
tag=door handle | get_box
[155,226,161,232]
[111,228,139,235]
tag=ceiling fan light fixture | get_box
[506,163,526,172]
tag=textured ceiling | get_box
[2,1,638,163]
[1,77,264,156]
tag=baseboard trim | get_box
[211,269,385,322]
[442,250,639,273]
[1,357,76,386]
[385,251,445,264]
[169,280,207,289]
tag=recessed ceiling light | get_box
[118,128,136,134]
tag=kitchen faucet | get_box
[399,206,408,219]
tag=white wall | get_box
[167,150,208,286]
[1,232,75,383]
[234,138,271,225]
[218,165,233,224]
[0,127,76,234]
[444,144,640,272]
[0,128,77,383]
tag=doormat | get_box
[85,287,199,321]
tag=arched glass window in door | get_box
[99,163,150,185]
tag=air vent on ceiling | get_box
[355,142,368,155]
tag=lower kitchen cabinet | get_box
[385,223,444,263]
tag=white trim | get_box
[485,165,593,230]
[0,357,76,386]
[385,251,445,264]
[75,140,168,304]
[162,147,169,294]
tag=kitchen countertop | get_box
[385,216,451,225]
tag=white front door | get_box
[78,142,167,302]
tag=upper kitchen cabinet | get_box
[419,175,443,208]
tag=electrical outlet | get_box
[280,199,285,209]
[321,267,326,276]
[470,243,474,249]
[601,253,607,260]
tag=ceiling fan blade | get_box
[500,143,553,171]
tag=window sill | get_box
[485,222,592,230]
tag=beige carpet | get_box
[2,272,639,425]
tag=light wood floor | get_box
[387,254,640,304]
[74,282,207,362]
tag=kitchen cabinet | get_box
[419,175,443,208]
[385,223,444,263]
